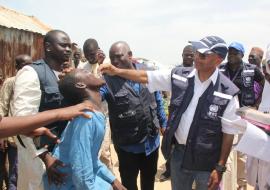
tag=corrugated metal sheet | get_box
[0,6,51,35]
[0,26,45,79]
[0,6,52,81]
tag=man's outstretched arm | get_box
[99,63,148,83]
[0,101,93,138]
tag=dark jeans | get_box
[170,144,210,190]
[0,144,17,190]
[0,150,8,190]
[115,146,159,190]
[164,157,171,175]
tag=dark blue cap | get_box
[189,36,228,59]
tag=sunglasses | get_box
[196,51,213,60]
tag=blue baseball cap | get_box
[228,42,245,55]
[189,36,228,59]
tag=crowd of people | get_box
[0,29,270,190]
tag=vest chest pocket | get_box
[201,96,229,122]
[149,103,159,131]
[171,75,189,106]
[170,92,185,106]
[116,110,140,135]
[113,90,130,112]
[43,86,61,104]
[114,91,129,104]
[118,110,136,120]
[242,69,255,88]
[170,89,186,109]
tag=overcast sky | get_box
[1,0,270,67]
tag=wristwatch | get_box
[215,164,227,173]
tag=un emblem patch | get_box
[207,104,219,119]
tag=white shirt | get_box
[78,58,110,78]
[11,65,60,190]
[245,80,270,189]
[78,61,99,76]
[147,68,240,144]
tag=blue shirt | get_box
[43,111,115,190]
[100,80,167,156]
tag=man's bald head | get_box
[109,41,133,69]
[110,41,131,53]
[250,47,264,58]
[15,54,32,70]
[183,45,194,52]
[43,30,72,64]
[83,38,99,64]
[59,69,104,105]
[83,39,98,52]
[249,47,264,67]
[182,45,194,67]
[44,30,70,46]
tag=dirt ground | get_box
[110,140,254,190]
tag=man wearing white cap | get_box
[99,36,240,190]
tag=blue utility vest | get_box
[161,67,239,171]
[219,62,256,106]
[103,64,160,146]
[30,59,67,151]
